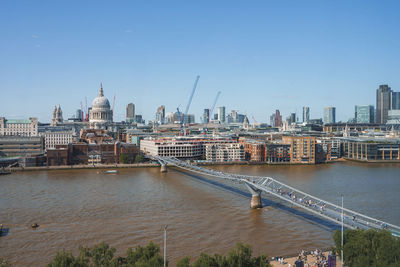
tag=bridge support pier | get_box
[245,183,262,209]
[160,163,167,173]
[250,194,262,209]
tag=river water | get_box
[0,162,399,266]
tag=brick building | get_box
[47,142,138,166]
[282,135,318,164]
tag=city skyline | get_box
[1,1,400,122]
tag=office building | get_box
[0,117,38,136]
[303,107,310,123]
[203,109,210,124]
[126,103,135,123]
[355,105,374,123]
[392,91,400,110]
[218,106,226,123]
[76,109,83,121]
[387,110,400,124]
[205,143,244,162]
[274,110,282,127]
[140,136,236,159]
[155,105,165,124]
[0,136,45,158]
[323,107,336,124]
[342,138,400,161]
[376,84,392,124]
[290,113,296,124]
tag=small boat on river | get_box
[105,170,118,174]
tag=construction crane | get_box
[179,75,200,135]
[209,91,221,119]
[252,115,258,124]
[201,91,221,135]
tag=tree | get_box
[333,229,400,267]
[48,242,164,267]
[176,256,190,267]
[119,154,129,164]
[134,154,145,163]
[125,241,165,266]
[47,249,86,267]
[178,243,271,267]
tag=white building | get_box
[140,136,237,159]
[41,131,74,150]
[0,117,38,136]
[205,143,244,162]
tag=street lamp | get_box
[341,194,344,267]
[163,225,168,267]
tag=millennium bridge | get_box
[151,156,400,237]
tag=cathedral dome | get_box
[89,83,113,126]
[92,84,111,110]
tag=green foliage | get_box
[134,154,144,163]
[125,241,164,266]
[47,249,84,267]
[119,154,129,164]
[180,243,271,267]
[46,242,271,267]
[91,242,117,266]
[0,258,11,267]
[48,241,164,267]
[333,229,400,267]
[176,256,191,267]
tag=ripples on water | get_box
[0,162,399,266]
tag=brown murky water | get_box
[0,162,399,266]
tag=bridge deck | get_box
[157,156,400,236]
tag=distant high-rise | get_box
[302,107,310,123]
[355,105,374,123]
[126,103,135,123]
[217,106,226,123]
[270,113,276,126]
[203,109,210,124]
[376,84,392,124]
[323,107,336,124]
[392,91,400,110]
[290,113,296,124]
[155,105,165,124]
[274,110,282,127]
[76,109,82,121]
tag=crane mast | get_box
[179,75,200,135]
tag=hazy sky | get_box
[1,0,399,123]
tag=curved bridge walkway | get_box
[154,156,400,236]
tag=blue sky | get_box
[1,0,399,123]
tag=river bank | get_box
[7,158,349,172]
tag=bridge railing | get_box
[161,156,400,236]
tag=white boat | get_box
[105,170,118,174]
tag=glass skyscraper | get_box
[323,107,336,124]
[355,105,374,123]
[302,106,310,123]
[376,84,392,124]
[392,91,400,110]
